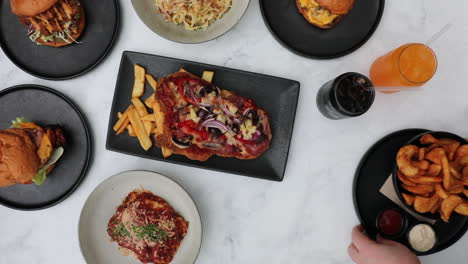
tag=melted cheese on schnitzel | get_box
[298,0,338,26]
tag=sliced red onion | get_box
[221,103,236,118]
[233,118,241,124]
[201,119,228,133]
[252,131,261,140]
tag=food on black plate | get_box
[396,134,468,222]
[107,190,188,264]
[295,0,355,29]
[155,0,232,31]
[0,117,66,187]
[114,65,272,161]
[10,0,85,47]
[153,71,272,161]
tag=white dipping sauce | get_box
[408,224,436,252]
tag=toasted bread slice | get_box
[295,0,343,29]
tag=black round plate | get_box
[0,85,92,210]
[393,131,468,221]
[353,129,468,256]
[0,0,120,80]
[260,0,385,59]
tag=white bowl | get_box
[131,0,250,43]
[78,170,202,264]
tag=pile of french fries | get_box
[396,134,468,222]
[113,64,214,154]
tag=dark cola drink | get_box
[316,72,375,120]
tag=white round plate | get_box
[131,0,250,44]
[78,170,202,264]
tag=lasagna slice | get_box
[153,72,272,161]
[107,190,188,264]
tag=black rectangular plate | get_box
[106,51,300,181]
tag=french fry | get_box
[127,107,152,151]
[127,124,136,137]
[132,64,146,98]
[131,98,149,117]
[151,127,158,134]
[117,112,123,118]
[113,106,131,132]
[146,74,157,91]
[145,94,156,108]
[161,147,173,158]
[144,121,154,136]
[141,114,155,122]
[202,71,214,83]
[152,102,164,136]
[116,117,130,135]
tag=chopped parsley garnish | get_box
[112,223,130,237]
[132,224,168,241]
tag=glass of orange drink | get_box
[370,43,437,92]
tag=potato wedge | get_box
[202,71,214,83]
[464,189,468,198]
[131,98,149,117]
[410,176,443,184]
[420,134,439,145]
[440,195,463,222]
[402,193,415,206]
[439,138,460,161]
[145,74,157,91]
[397,145,420,177]
[127,107,152,151]
[435,183,449,199]
[450,165,462,179]
[117,112,123,118]
[455,145,468,160]
[459,155,468,166]
[441,153,452,190]
[448,181,464,194]
[463,166,468,179]
[132,64,146,98]
[397,170,416,186]
[402,184,434,195]
[427,164,442,177]
[455,202,468,216]
[425,148,445,165]
[430,199,441,214]
[414,195,439,213]
[412,160,430,170]
[418,148,426,161]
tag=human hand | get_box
[348,225,420,264]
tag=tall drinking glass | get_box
[370,43,437,92]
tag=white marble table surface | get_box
[1,0,467,263]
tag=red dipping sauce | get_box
[377,209,405,236]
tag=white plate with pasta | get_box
[131,0,250,43]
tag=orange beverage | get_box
[370,43,437,89]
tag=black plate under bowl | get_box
[260,0,385,59]
[106,51,300,181]
[0,0,120,80]
[0,85,92,210]
[353,129,468,256]
[393,131,468,221]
